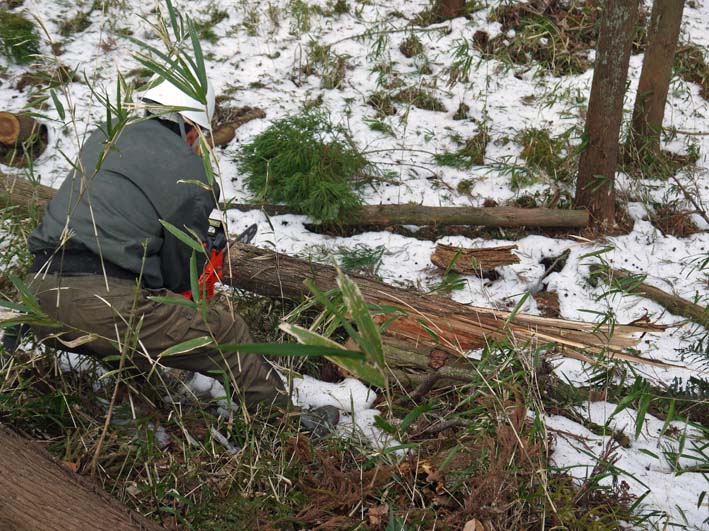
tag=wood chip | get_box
[431,243,520,276]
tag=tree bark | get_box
[576,0,641,229]
[0,424,161,531]
[2,173,589,228]
[630,0,685,153]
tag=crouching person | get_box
[22,71,337,432]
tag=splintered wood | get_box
[223,242,678,369]
[431,243,520,275]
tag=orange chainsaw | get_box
[182,219,257,300]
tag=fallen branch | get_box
[591,265,709,329]
[431,243,520,275]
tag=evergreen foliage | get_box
[0,10,40,64]
[239,110,370,222]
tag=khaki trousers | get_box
[26,273,288,412]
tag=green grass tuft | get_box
[59,10,92,37]
[238,109,371,222]
[517,127,577,183]
[392,86,446,112]
[0,10,40,64]
[673,43,709,100]
[435,129,490,169]
[399,34,423,58]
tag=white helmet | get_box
[142,73,215,131]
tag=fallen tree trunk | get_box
[591,265,709,329]
[3,173,588,229]
[228,203,589,228]
[0,424,161,531]
[223,242,673,368]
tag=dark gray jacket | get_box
[28,119,219,293]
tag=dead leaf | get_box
[428,349,448,369]
[55,333,99,349]
[463,519,485,531]
[368,503,389,528]
[62,461,79,473]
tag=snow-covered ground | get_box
[2,0,708,527]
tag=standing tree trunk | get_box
[629,0,685,154]
[575,0,641,230]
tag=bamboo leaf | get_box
[164,0,181,38]
[635,391,651,440]
[50,89,65,121]
[56,334,100,349]
[280,323,385,387]
[660,399,676,438]
[159,336,212,357]
[160,219,204,252]
[400,403,433,432]
[216,340,365,360]
[0,299,30,313]
[189,252,200,301]
[148,295,197,309]
[177,178,212,191]
[337,269,385,369]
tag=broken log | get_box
[591,265,709,329]
[223,241,673,368]
[0,424,162,531]
[431,243,520,275]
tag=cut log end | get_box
[0,112,21,145]
[0,112,49,167]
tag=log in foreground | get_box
[0,424,161,531]
[223,242,674,368]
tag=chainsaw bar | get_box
[236,224,258,244]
